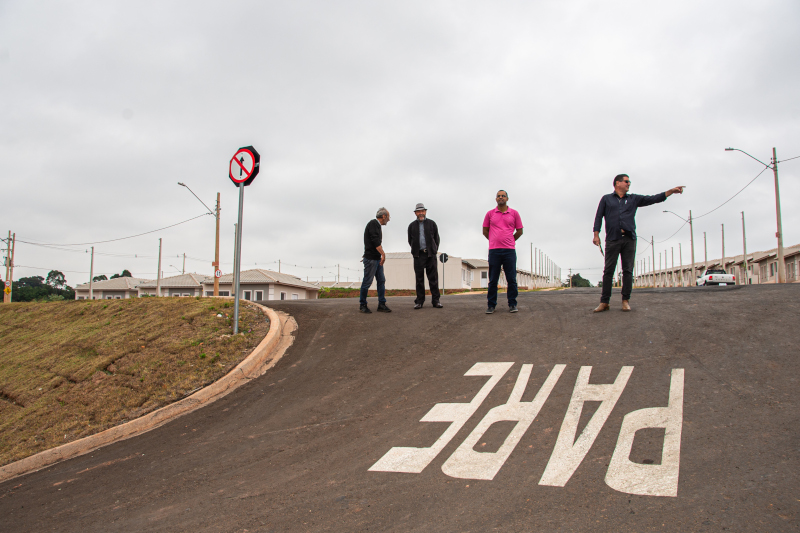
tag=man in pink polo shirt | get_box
[482,190,524,313]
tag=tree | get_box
[570,273,593,288]
[92,275,108,282]
[18,276,45,288]
[46,270,66,289]
[110,269,132,279]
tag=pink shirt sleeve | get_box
[483,210,492,228]
[514,210,523,229]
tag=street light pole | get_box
[651,236,655,288]
[721,224,725,274]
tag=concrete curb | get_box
[0,302,294,484]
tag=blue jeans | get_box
[488,248,518,308]
[360,258,386,307]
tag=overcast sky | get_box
[2,0,798,286]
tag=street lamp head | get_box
[725,148,734,151]
[178,182,186,186]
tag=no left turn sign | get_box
[229,146,261,187]
[4,280,10,288]
[215,270,222,278]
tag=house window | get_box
[205,291,213,296]
[243,290,251,300]
[106,296,113,299]
[78,296,84,300]
[219,291,230,296]
[172,294,180,297]
[280,292,287,300]
[292,293,299,300]
[255,291,263,300]
[481,272,488,279]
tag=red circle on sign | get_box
[229,148,256,184]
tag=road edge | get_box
[0,302,295,484]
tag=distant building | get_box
[137,273,208,297]
[74,277,150,300]
[201,269,320,301]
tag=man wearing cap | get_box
[408,203,442,309]
[483,190,523,313]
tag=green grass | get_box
[0,298,270,466]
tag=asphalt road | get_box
[1,285,798,532]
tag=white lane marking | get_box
[368,362,513,473]
[441,364,565,480]
[539,366,634,487]
[605,368,684,497]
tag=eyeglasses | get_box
[622,180,631,184]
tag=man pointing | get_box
[593,174,684,312]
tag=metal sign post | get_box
[229,146,260,334]
[439,253,448,295]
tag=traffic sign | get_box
[4,280,10,287]
[229,146,261,187]
[4,287,10,295]
[439,253,449,263]
[215,270,222,278]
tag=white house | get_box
[202,269,320,301]
[137,273,208,297]
[74,277,151,300]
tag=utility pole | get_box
[689,210,696,285]
[741,211,748,285]
[679,243,683,287]
[182,253,186,275]
[214,193,221,296]
[703,232,708,270]
[569,268,572,288]
[337,264,340,284]
[721,224,726,274]
[3,230,11,303]
[278,259,281,273]
[89,246,95,300]
[671,247,674,287]
[531,244,534,289]
[156,239,162,297]
[772,147,785,283]
[651,236,655,288]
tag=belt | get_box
[420,248,427,253]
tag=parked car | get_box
[696,268,735,286]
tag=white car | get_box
[696,269,736,286]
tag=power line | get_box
[17,213,211,247]
[693,167,769,220]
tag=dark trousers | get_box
[601,236,636,303]
[360,258,386,307]
[488,248,518,308]
[414,254,440,305]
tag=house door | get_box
[480,271,488,288]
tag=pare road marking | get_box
[369,363,684,498]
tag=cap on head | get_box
[414,203,426,212]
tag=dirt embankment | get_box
[0,298,269,466]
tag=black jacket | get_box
[593,192,667,242]
[363,219,383,260]
[407,218,440,258]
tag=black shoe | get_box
[414,303,423,309]
[486,306,495,314]
[509,305,518,313]
[377,304,392,312]
[433,302,443,308]
[360,305,372,314]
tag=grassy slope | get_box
[0,298,269,466]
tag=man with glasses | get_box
[593,175,685,312]
[483,190,523,314]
